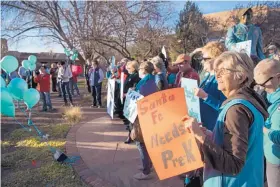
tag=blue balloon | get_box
[0,87,15,117]
[0,55,19,73]
[23,88,40,109]
[0,76,6,87]
[7,78,28,100]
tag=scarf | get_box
[135,74,152,91]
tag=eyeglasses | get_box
[202,57,212,62]
[257,77,275,87]
[214,68,240,77]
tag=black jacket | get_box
[123,72,141,94]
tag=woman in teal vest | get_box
[184,51,268,187]
[254,59,280,187]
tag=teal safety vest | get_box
[204,99,264,187]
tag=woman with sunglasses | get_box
[193,42,227,131]
[254,59,280,187]
[184,52,268,187]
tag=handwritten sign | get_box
[106,78,115,119]
[120,72,124,104]
[235,40,252,57]
[123,89,144,123]
[181,78,201,122]
[137,88,203,180]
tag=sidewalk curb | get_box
[65,119,116,187]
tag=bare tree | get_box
[1,1,171,64]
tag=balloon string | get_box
[13,118,31,132]
[18,104,43,137]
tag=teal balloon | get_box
[29,63,36,71]
[28,55,37,63]
[0,55,19,73]
[0,76,6,87]
[7,78,28,100]
[23,88,40,109]
[22,60,31,69]
[65,51,70,57]
[0,87,15,117]
[71,55,76,61]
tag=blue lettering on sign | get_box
[188,108,198,119]
[185,90,197,102]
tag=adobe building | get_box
[203,6,280,49]
[1,38,81,68]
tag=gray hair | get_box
[214,51,255,87]
[150,56,165,72]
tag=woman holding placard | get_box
[123,60,141,144]
[131,61,158,180]
[184,52,268,187]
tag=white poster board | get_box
[123,89,144,123]
[235,40,252,57]
[181,78,201,122]
[107,78,115,119]
[120,72,124,104]
[161,46,167,58]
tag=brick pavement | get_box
[66,113,183,187]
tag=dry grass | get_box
[63,107,82,124]
[1,122,87,187]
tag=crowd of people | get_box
[0,60,83,111]
[1,7,279,187]
[91,7,280,187]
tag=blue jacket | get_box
[225,23,265,60]
[136,74,158,97]
[264,88,280,165]
[155,73,168,90]
[204,99,264,187]
[200,74,226,130]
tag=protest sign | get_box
[120,72,124,104]
[106,78,115,119]
[235,40,252,57]
[123,89,144,123]
[181,78,201,122]
[137,88,203,180]
[161,46,167,58]
[111,56,115,69]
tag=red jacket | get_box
[72,74,78,83]
[34,74,50,92]
[168,66,200,87]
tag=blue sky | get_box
[7,0,255,53]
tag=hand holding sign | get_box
[184,117,206,144]
[194,88,208,100]
[137,88,203,180]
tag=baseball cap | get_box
[267,45,276,50]
[238,8,253,18]
[173,54,191,65]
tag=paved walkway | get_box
[66,111,183,187]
